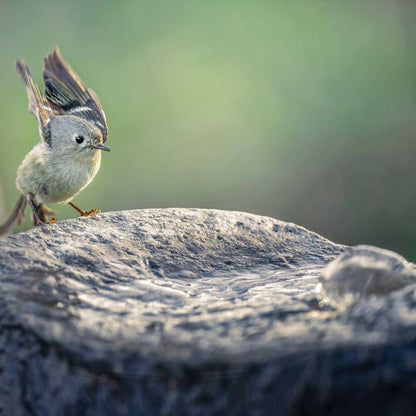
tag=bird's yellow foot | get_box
[68,202,101,217]
[80,208,101,217]
[48,217,58,224]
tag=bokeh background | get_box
[0,1,415,259]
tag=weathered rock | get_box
[321,245,416,298]
[0,209,415,415]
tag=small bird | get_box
[0,47,110,235]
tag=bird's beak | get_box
[91,143,111,152]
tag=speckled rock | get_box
[0,209,415,416]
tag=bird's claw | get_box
[34,216,58,226]
[80,208,101,217]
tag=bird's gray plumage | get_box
[15,47,108,145]
[0,47,110,235]
[43,48,108,142]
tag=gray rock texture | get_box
[0,208,415,415]
[321,245,416,298]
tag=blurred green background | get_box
[0,1,415,259]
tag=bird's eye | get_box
[75,136,85,144]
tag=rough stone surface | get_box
[321,245,416,298]
[0,208,415,415]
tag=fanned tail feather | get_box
[0,195,27,236]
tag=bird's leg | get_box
[28,198,44,226]
[68,201,101,217]
[39,204,57,224]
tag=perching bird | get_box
[0,47,110,235]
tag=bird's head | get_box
[50,115,110,156]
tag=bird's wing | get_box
[15,60,52,145]
[43,47,108,142]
